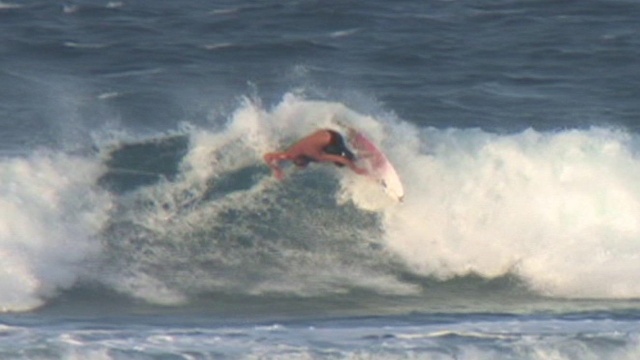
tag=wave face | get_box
[2,94,640,312]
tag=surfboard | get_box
[346,128,404,202]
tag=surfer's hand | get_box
[352,165,368,176]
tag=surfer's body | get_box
[264,129,366,180]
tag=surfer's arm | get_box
[350,164,369,175]
[263,152,291,180]
[316,153,368,175]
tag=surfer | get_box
[264,129,368,180]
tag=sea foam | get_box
[381,125,640,298]
[0,153,110,311]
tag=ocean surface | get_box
[2,0,640,358]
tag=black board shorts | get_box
[324,130,355,162]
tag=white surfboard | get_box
[346,128,404,202]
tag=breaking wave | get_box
[3,93,640,312]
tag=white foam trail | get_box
[0,153,111,311]
[382,126,640,298]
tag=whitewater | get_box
[2,94,640,313]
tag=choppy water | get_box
[2,0,640,358]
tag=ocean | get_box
[1,0,640,358]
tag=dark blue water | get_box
[1,0,640,358]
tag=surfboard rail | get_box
[344,127,404,202]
